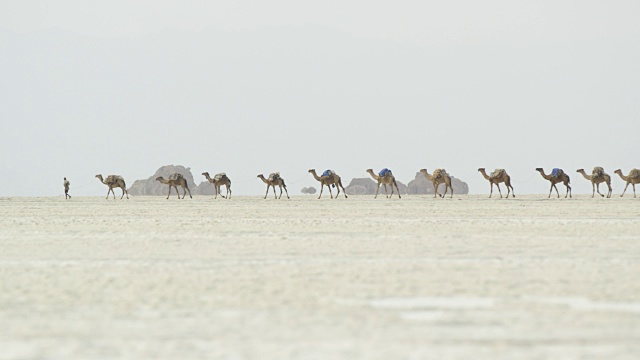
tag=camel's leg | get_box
[442,182,448,198]
[633,184,636,198]
[166,186,172,199]
[120,187,126,199]
[620,183,630,197]
[328,184,334,199]
[334,182,340,199]
[434,182,441,198]
[186,186,192,199]
[383,183,389,198]
[318,184,324,199]
[548,183,554,198]
[596,183,604,197]
[374,183,381,199]
[273,185,278,199]
[227,185,231,199]
[263,185,269,199]
[339,181,348,198]
[489,183,493,198]
[565,182,572,198]
[606,182,612,198]
[450,184,454,198]
[591,182,596,198]
[105,189,110,199]
[394,180,401,199]
[283,185,289,199]
[389,182,394,198]
[496,183,503,198]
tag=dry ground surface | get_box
[1,195,639,359]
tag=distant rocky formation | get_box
[345,172,468,195]
[128,165,217,196]
[301,187,317,194]
[345,178,408,195]
[406,172,469,195]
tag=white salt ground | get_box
[0,195,639,359]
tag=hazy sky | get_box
[1,1,639,196]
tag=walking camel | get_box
[366,169,401,199]
[202,172,232,199]
[156,173,192,199]
[576,167,612,198]
[614,168,640,198]
[257,173,289,199]
[420,168,453,198]
[95,174,129,199]
[308,169,348,199]
[477,168,514,198]
[535,168,572,198]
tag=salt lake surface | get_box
[1,195,639,359]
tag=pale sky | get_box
[1,1,639,196]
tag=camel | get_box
[420,168,453,198]
[614,168,640,198]
[477,168,514,198]
[257,173,289,199]
[576,167,612,198]
[366,169,401,199]
[95,174,129,199]
[308,169,348,199]
[202,172,232,199]
[535,168,572,198]
[155,173,192,199]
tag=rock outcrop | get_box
[345,178,408,195]
[406,172,469,194]
[128,165,216,196]
[345,173,469,195]
[301,187,317,194]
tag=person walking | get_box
[64,177,71,199]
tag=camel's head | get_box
[419,169,427,173]
[202,172,209,177]
[257,174,263,178]
[535,168,543,172]
[477,168,485,172]
[366,169,374,173]
[95,174,102,179]
[614,169,622,174]
[155,177,163,182]
[576,169,584,173]
[308,169,315,173]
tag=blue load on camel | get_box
[322,170,333,177]
[379,168,392,177]
[551,168,561,177]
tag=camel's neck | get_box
[258,176,270,184]
[577,171,591,181]
[537,170,550,180]
[421,171,433,181]
[478,170,490,181]
[310,171,322,181]
[616,172,628,181]
[96,176,106,184]
[367,171,379,181]
[158,178,170,184]
[203,174,213,181]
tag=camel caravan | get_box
[91,166,640,200]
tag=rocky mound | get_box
[406,172,469,194]
[301,187,317,194]
[128,165,217,196]
[345,178,408,195]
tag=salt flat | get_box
[1,195,639,359]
